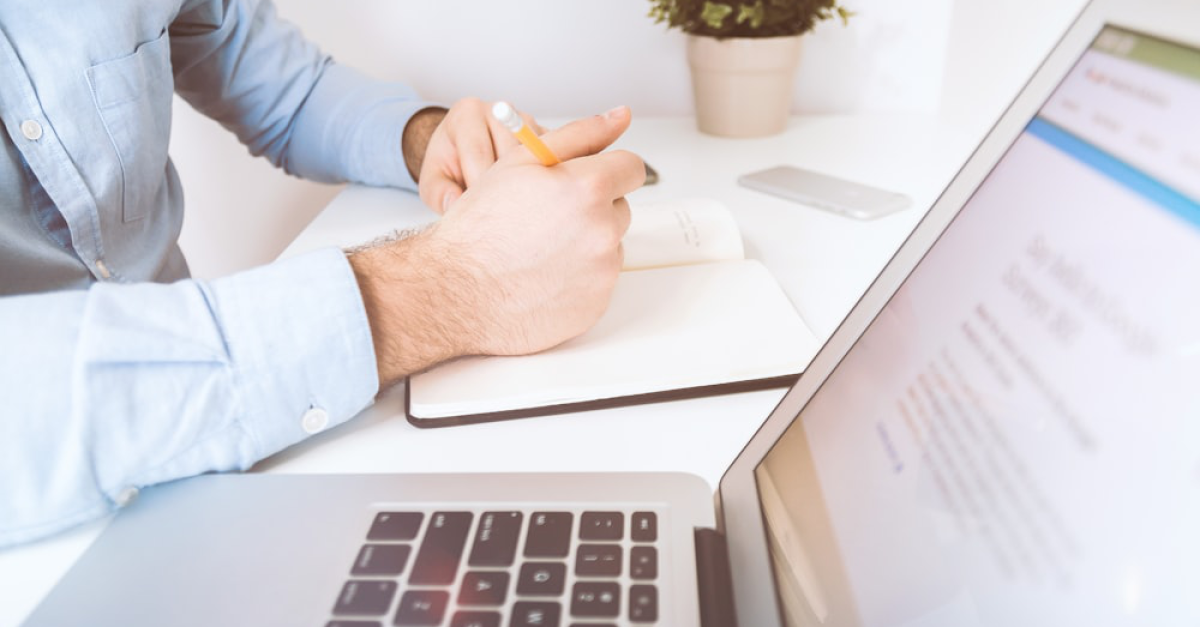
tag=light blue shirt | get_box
[0,0,433,546]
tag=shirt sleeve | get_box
[0,248,379,547]
[169,0,436,189]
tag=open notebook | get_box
[406,199,821,426]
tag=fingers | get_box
[453,104,504,188]
[537,106,632,163]
[568,148,647,201]
[613,197,632,240]
[418,128,465,212]
[419,99,636,218]
[454,98,543,182]
[518,110,547,136]
[419,170,463,214]
[420,98,553,213]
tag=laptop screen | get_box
[755,27,1200,626]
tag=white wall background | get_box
[174,0,1087,278]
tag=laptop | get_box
[25,0,1200,624]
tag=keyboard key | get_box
[458,571,509,606]
[630,512,657,542]
[393,590,449,626]
[578,512,623,541]
[332,580,396,616]
[570,582,620,618]
[409,511,473,585]
[574,544,621,577]
[450,611,500,627]
[350,544,411,576]
[628,585,658,623]
[468,511,522,567]
[630,546,657,580]
[511,601,562,627]
[524,512,573,558]
[366,512,423,541]
[516,562,567,596]
[326,621,382,627]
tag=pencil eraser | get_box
[491,101,521,132]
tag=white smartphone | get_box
[737,165,911,220]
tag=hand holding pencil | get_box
[493,100,659,182]
[349,102,646,386]
[406,103,644,357]
[415,98,550,214]
[492,101,560,166]
[418,98,652,214]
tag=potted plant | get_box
[649,0,852,137]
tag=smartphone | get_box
[737,165,910,220]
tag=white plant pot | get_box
[686,34,803,138]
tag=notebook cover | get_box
[403,373,800,428]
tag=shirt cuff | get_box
[207,247,379,462]
[288,62,442,190]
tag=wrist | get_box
[401,106,449,183]
[347,231,483,387]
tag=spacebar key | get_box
[409,511,473,585]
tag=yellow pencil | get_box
[492,101,559,166]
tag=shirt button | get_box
[20,119,43,141]
[115,486,139,507]
[301,407,330,434]
[95,259,112,279]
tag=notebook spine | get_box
[693,527,739,627]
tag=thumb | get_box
[418,165,465,214]
[539,106,632,162]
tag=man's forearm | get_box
[402,107,449,183]
[351,105,642,390]
[347,229,484,388]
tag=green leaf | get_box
[649,0,852,37]
[836,6,854,26]
[700,2,734,30]
[736,1,765,28]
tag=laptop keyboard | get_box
[327,508,663,626]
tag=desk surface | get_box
[0,114,980,626]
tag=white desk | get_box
[0,114,980,626]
